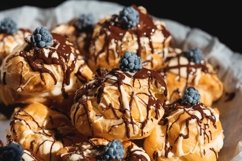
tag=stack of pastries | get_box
[0,5,224,161]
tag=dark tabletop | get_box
[0,0,240,53]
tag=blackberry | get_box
[120,52,142,72]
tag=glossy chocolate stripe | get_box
[75,68,166,139]
[159,101,217,157]
[19,33,76,97]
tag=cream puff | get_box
[144,87,224,161]
[52,14,94,56]
[88,6,171,71]
[10,103,85,161]
[161,48,223,106]
[71,53,167,140]
[57,138,150,161]
[0,27,93,107]
[0,17,31,65]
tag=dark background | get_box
[0,0,241,53]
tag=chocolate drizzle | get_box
[125,144,148,161]
[161,53,209,86]
[74,68,166,139]
[0,28,30,42]
[158,101,217,158]
[210,148,218,160]
[68,19,94,58]
[61,140,148,161]
[10,107,84,161]
[19,33,77,98]
[21,150,39,161]
[91,6,170,65]
[152,151,158,161]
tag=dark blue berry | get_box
[74,14,94,31]
[181,87,200,105]
[30,27,53,48]
[184,48,203,64]
[120,52,142,72]
[118,6,139,29]
[0,142,23,161]
[103,140,124,160]
[0,17,17,34]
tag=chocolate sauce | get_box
[126,154,148,161]
[125,145,148,161]
[75,68,167,139]
[152,151,158,161]
[210,148,218,160]
[75,64,88,84]
[0,28,30,41]
[2,72,6,85]
[21,151,39,161]
[61,140,148,161]
[133,68,167,96]
[69,19,94,58]
[18,33,76,98]
[91,6,170,65]
[162,53,208,86]
[11,108,83,160]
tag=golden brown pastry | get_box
[10,103,85,161]
[52,14,94,56]
[0,27,93,107]
[161,48,223,106]
[71,68,167,140]
[57,138,151,161]
[0,17,31,65]
[144,95,224,161]
[88,6,171,71]
[0,29,31,65]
